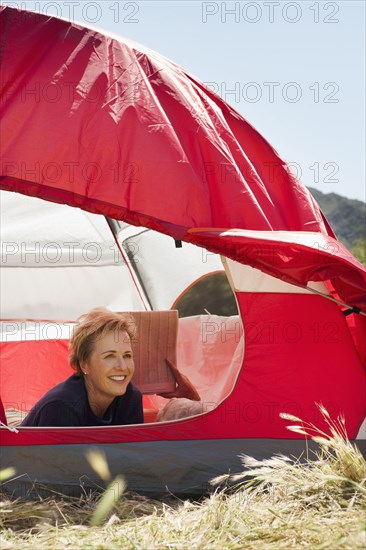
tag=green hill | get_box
[308,187,365,250]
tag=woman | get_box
[21,308,200,427]
[21,308,143,427]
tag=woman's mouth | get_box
[109,375,127,382]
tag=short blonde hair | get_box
[69,308,137,376]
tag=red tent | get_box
[0,6,365,496]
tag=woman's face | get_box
[82,329,135,415]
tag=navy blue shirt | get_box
[21,374,143,427]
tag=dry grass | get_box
[1,406,365,549]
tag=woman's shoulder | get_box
[21,375,86,427]
[45,374,85,400]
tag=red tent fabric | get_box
[0,398,6,426]
[1,6,365,311]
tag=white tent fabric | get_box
[225,258,330,294]
[0,191,224,319]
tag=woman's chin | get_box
[108,380,129,396]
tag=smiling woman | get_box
[21,309,144,427]
[82,330,135,417]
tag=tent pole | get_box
[104,217,152,311]
[303,286,366,317]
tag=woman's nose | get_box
[116,357,127,370]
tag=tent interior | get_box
[1,190,365,438]
[0,190,243,423]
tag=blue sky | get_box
[3,0,365,201]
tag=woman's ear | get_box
[80,361,89,375]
